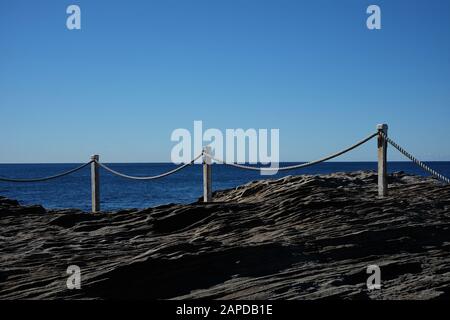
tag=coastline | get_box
[2,162,450,211]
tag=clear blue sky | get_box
[1,0,449,163]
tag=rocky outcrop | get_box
[0,196,45,216]
[0,171,449,300]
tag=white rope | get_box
[380,132,450,184]
[1,131,447,185]
[0,161,93,183]
[204,132,378,172]
[96,153,203,180]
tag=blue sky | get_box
[1,0,449,163]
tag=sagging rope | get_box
[380,132,450,184]
[0,161,93,183]
[203,132,379,172]
[0,131,448,184]
[95,153,203,180]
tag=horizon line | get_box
[1,160,449,165]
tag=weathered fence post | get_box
[90,155,100,212]
[203,146,212,203]
[377,124,388,197]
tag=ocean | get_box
[0,162,449,211]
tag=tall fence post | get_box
[90,155,100,213]
[377,124,388,197]
[203,146,212,203]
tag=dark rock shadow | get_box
[80,243,301,300]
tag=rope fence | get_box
[0,124,448,212]
[96,153,203,180]
[203,132,378,172]
[380,132,450,184]
[0,161,93,183]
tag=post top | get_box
[377,124,388,130]
[90,154,99,160]
[202,146,212,164]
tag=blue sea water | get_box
[0,162,449,211]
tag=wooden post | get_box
[90,155,100,213]
[377,124,388,197]
[203,146,212,203]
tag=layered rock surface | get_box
[1,171,449,300]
